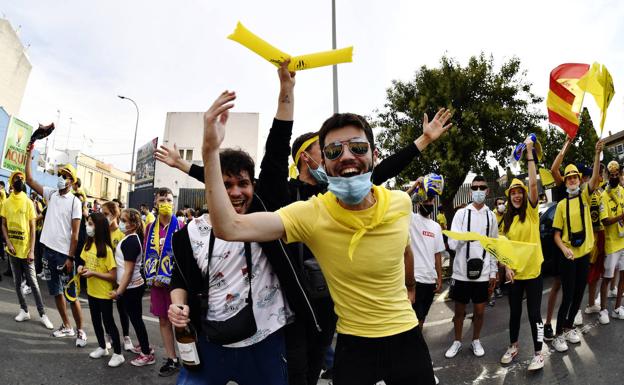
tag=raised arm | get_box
[202,91,286,242]
[154,143,192,174]
[372,108,452,185]
[25,148,44,196]
[550,136,573,186]
[588,140,604,193]
[525,137,539,206]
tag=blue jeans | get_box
[43,246,76,300]
[176,329,288,385]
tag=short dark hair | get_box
[155,187,173,198]
[472,175,487,185]
[292,132,318,169]
[220,148,255,181]
[0,181,5,187]
[75,178,82,187]
[140,203,148,209]
[495,197,505,204]
[318,113,375,156]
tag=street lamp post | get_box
[332,0,339,114]
[118,95,139,191]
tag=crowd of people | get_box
[0,60,621,385]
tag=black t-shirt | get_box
[551,183,567,203]
[120,234,142,262]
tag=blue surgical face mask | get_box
[327,172,373,205]
[567,186,580,196]
[308,165,328,185]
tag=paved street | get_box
[2,257,624,385]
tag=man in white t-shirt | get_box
[25,151,86,346]
[407,175,445,326]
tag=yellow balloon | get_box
[228,22,353,71]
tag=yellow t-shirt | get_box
[599,186,624,254]
[501,202,543,280]
[436,213,447,229]
[81,244,116,299]
[111,228,125,250]
[0,192,36,258]
[144,212,155,227]
[552,187,595,258]
[277,187,418,338]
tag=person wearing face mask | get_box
[445,175,498,360]
[597,160,624,325]
[25,154,87,347]
[102,201,134,352]
[1,171,54,329]
[144,187,183,377]
[77,212,123,367]
[499,137,544,371]
[585,163,607,316]
[157,63,451,385]
[550,141,603,353]
[110,208,154,367]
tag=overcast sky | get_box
[4,0,624,171]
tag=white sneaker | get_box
[89,347,109,359]
[527,352,544,371]
[105,334,112,350]
[76,329,88,347]
[611,306,624,319]
[108,353,125,368]
[40,314,54,329]
[14,309,31,322]
[20,281,32,295]
[553,335,568,352]
[599,309,610,324]
[608,288,618,298]
[595,293,601,304]
[500,345,518,364]
[123,336,134,351]
[445,341,462,358]
[564,329,581,344]
[53,325,75,337]
[471,339,485,357]
[585,304,601,314]
[435,374,440,384]
[573,310,583,326]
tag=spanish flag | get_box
[547,63,590,138]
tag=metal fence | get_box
[178,188,207,211]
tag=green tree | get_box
[374,53,544,219]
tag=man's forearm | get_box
[203,150,239,239]
[28,222,36,254]
[275,86,294,121]
[404,247,415,285]
[171,288,188,305]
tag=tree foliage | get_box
[374,54,544,216]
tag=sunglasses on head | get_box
[323,138,370,161]
[470,185,488,191]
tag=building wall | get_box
[76,153,131,203]
[153,111,259,199]
[0,19,32,116]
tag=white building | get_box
[153,111,260,197]
[0,18,31,116]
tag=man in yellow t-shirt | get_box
[0,171,53,328]
[598,160,624,324]
[177,94,452,384]
[551,162,600,352]
[140,203,155,227]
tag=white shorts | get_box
[603,249,624,278]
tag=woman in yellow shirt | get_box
[499,137,544,371]
[77,212,123,367]
[102,201,133,351]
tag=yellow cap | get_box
[563,164,581,180]
[608,161,620,174]
[58,164,77,183]
[505,178,528,197]
[9,171,25,186]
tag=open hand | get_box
[423,108,453,142]
[155,144,181,167]
[202,91,236,153]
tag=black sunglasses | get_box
[323,138,370,161]
[57,173,69,180]
[470,185,488,191]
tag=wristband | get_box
[526,159,535,162]
[67,256,75,261]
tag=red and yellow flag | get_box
[547,63,590,138]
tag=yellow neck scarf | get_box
[319,185,408,260]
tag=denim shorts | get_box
[43,246,77,300]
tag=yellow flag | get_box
[539,168,556,189]
[443,231,538,273]
[577,62,616,134]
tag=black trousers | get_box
[509,276,543,352]
[122,285,151,354]
[412,283,436,324]
[88,295,121,354]
[333,326,435,385]
[285,295,337,385]
[556,254,589,335]
[116,295,130,337]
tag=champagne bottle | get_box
[175,308,201,370]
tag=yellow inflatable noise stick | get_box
[64,274,81,302]
[228,22,353,71]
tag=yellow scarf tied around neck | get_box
[318,185,409,261]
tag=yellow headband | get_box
[289,135,319,179]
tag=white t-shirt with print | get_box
[409,212,445,284]
[187,215,292,348]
